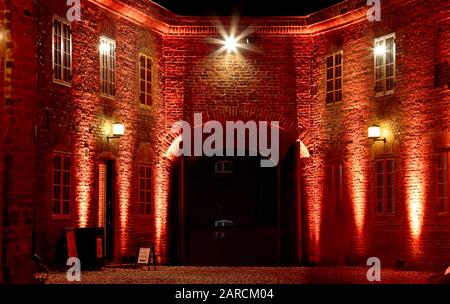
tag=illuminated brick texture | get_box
[0,0,5,284]
[1,0,37,283]
[1,0,449,283]
[34,0,165,262]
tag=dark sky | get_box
[153,0,344,16]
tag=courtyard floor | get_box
[46,266,438,284]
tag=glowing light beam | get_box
[208,16,255,56]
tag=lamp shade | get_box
[112,123,125,137]
[368,125,381,139]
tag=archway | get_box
[162,107,311,265]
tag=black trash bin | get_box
[75,227,104,270]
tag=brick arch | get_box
[161,105,311,162]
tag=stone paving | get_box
[46,266,437,284]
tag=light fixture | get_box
[368,125,385,142]
[108,122,125,141]
[224,35,239,53]
[374,44,386,56]
[83,143,90,158]
[209,16,256,56]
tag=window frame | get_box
[374,33,396,97]
[375,158,396,215]
[436,152,450,215]
[51,152,71,218]
[139,53,153,108]
[52,15,72,86]
[214,160,234,175]
[434,20,450,90]
[138,164,152,216]
[99,35,116,98]
[325,50,343,105]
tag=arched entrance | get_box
[163,107,311,265]
[171,142,304,266]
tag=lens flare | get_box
[374,44,386,56]
[209,16,255,56]
[224,36,239,53]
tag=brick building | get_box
[0,0,449,282]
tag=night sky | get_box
[152,0,344,16]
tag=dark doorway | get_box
[280,143,301,265]
[102,160,114,260]
[184,152,279,265]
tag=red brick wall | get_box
[35,0,165,263]
[0,0,5,284]
[160,33,313,261]
[1,0,37,283]
[26,0,450,271]
[312,0,450,269]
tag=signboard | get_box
[137,244,156,270]
[138,247,151,264]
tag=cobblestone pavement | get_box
[47,266,436,284]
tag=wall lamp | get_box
[107,122,125,142]
[368,125,386,143]
[222,35,241,54]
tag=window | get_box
[326,51,343,104]
[436,152,450,214]
[435,21,449,89]
[374,33,396,96]
[215,160,233,175]
[100,36,116,97]
[327,164,343,214]
[52,17,72,84]
[139,54,153,106]
[139,165,151,215]
[52,154,71,216]
[376,159,395,214]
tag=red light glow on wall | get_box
[75,131,94,228]
[311,204,321,261]
[154,159,169,260]
[117,123,136,257]
[304,158,323,263]
[405,157,425,255]
[118,178,130,256]
[345,137,369,255]
[348,159,367,235]
[76,157,91,228]
[401,97,431,257]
